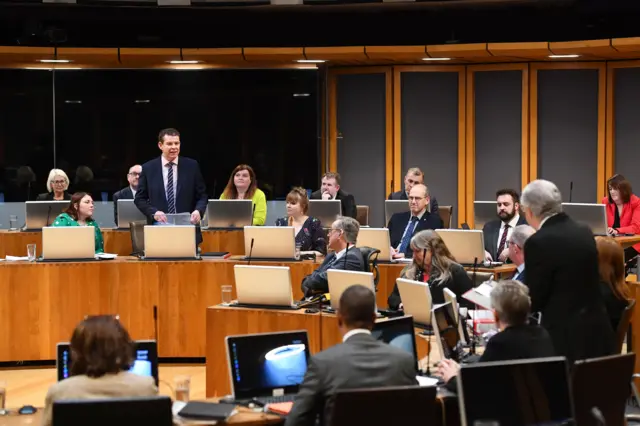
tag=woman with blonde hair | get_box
[388,230,473,310]
[220,164,267,225]
[276,187,326,256]
[37,169,71,201]
[596,236,631,331]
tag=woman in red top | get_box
[602,174,640,263]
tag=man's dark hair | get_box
[338,285,376,329]
[158,128,180,142]
[496,188,520,204]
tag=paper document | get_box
[416,376,439,387]
[95,253,118,260]
[462,281,496,310]
[5,256,28,261]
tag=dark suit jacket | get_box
[599,282,629,333]
[285,333,418,426]
[524,213,615,362]
[388,211,443,257]
[301,247,364,296]
[512,268,526,284]
[112,186,134,224]
[388,190,439,215]
[310,189,357,219]
[482,215,528,261]
[134,156,208,244]
[36,192,71,201]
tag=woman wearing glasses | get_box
[37,169,71,201]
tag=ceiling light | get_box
[296,59,326,63]
[548,54,580,59]
[168,60,201,64]
[422,57,452,61]
[39,59,71,63]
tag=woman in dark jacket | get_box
[275,187,326,256]
[596,236,631,332]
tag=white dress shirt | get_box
[497,214,521,251]
[342,328,371,343]
[332,244,351,263]
[161,156,178,202]
[130,187,137,198]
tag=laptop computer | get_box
[308,200,342,228]
[243,226,296,261]
[53,397,172,426]
[356,228,393,262]
[395,278,433,327]
[117,200,147,229]
[443,288,467,345]
[56,340,159,385]
[562,203,608,235]
[435,229,486,266]
[327,270,376,311]
[225,330,310,404]
[384,200,411,226]
[372,315,419,372]
[473,201,496,230]
[431,302,466,362]
[233,265,300,309]
[205,199,253,229]
[41,226,95,261]
[143,225,198,260]
[25,201,68,230]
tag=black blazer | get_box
[285,333,418,426]
[134,156,208,244]
[310,189,357,219]
[512,268,526,284]
[36,192,71,201]
[276,216,327,255]
[482,215,528,261]
[112,186,134,224]
[388,262,473,310]
[301,247,364,296]
[388,211,443,257]
[524,213,615,362]
[388,190,439,215]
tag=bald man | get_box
[113,164,142,224]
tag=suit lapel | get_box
[490,222,500,257]
[156,157,169,210]
[176,158,184,202]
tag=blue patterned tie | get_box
[166,162,176,214]
[397,217,418,254]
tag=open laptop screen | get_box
[372,315,418,372]
[226,331,310,399]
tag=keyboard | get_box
[255,394,296,405]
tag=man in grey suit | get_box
[285,285,418,426]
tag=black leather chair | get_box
[129,220,146,256]
[616,299,636,353]
[357,246,381,291]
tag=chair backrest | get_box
[357,246,381,290]
[129,220,146,256]
[438,205,453,228]
[330,385,437,426]
[53,396,173,426]
[466,270,494,287]
[571,353,636,426]
[616,299,636,353]
[356,205,369,227]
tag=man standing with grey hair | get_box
[520,179,614,362]
[508,224,536,283]
[300,216,365,297]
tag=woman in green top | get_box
[52,192,105,253]
[220,164,267,226]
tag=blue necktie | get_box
[398,217,418,254]
[166,162,176,214]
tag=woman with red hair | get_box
[602,174,640,264]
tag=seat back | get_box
[356,205,369,227]
[466,270,494,287]
[357,246,381,290]
[438,205,453,228]
[53,396,173,426]
[616,299,636,353]
[330,385,437,426]
[129,220,147,256]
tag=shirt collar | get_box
[130,186,137,194]
[412,208,427,221]
[502,213,520,229]
[342,329,371,343]
[517,263,525,273]
[333,244,350,261]
[161,156,179,167]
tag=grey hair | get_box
[404,230,456,285]
[333,216,360,244]
[46,169,70,193]
[490,280,531,326]
[521,179,563,219]
[509,225,536,248]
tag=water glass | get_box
[295,243,302,260]
[27,244,36,262]
[8,215,17,231]
[174,375,191,402]
[221,285,233,305]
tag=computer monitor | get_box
[435,229,486,265]
[143,225,197,259]
[225,331,310,399]
[116,200,147,229]
[372,316,418,372]
[308,200,342,229]
[562,203,608,236]
[356,228,392,262]
[458,357,574,426]
[432,302,463,362]
[473,201,496,231]
[384,200,411,226]
[205,199,253,229]
[52,396,172,426]
[56,340,159,385]
[233,265,295,308]
[243,226,296,260]
[395,278,433,327]
[327,270,376,311]
[25,201,68,230]
[42,227,95,261]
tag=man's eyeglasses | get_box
[128,172,141,177]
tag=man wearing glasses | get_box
[387,167,439,215]
[112,165,142,224]
[388,184,443,259]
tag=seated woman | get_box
[275,187,326,256]
[387,229,473,310]
[52,192,104,253]
[220,164,267,226]
[603,174,640,263]
[596,236,631,331]
[42,315,158,426]
[37,169,71,201]
[437,280,555,392]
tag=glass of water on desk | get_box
[27,244,36,262]
[221,285,233,305]
[8,215,18,231]
[295,243,302,260]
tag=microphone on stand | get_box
[470,257,478,355]
[153,305,159,348]
[247,238,255,266]
[251,203,256,226]
[569,181,574,203]
[343,243,350,270]
[591,407,606,426]
[390,179,395,194]
[45,205,53,227]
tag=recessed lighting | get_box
[293,93,311,97]
[296,66,318,70]
[422,57,452,61]
[135,100,151,104]
[548,54,580,59]
[38,59,71,63]
[296,59,326,63]
[168,60,201,64]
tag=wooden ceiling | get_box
[4,38,640,69]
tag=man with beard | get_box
[483,189,527,263]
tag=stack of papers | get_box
[462,282,495,309]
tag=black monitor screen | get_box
[226,331,310,399]
[372,315,418,371]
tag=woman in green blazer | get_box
[220,164,267,226]
[52,192,104,253]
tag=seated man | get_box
[310,172,357,219]
[388,167,439,214]
[285,285,418,426]
[437,280,555,392]
[483,189,527,263]
[300,216,364,297]
[508,225,535,283]
[388,184,443,259]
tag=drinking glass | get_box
[27,244,36,262]
[8,215,17,231]
[221,285,233,305]
[174,375,190,402]
[295,243,302,260]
